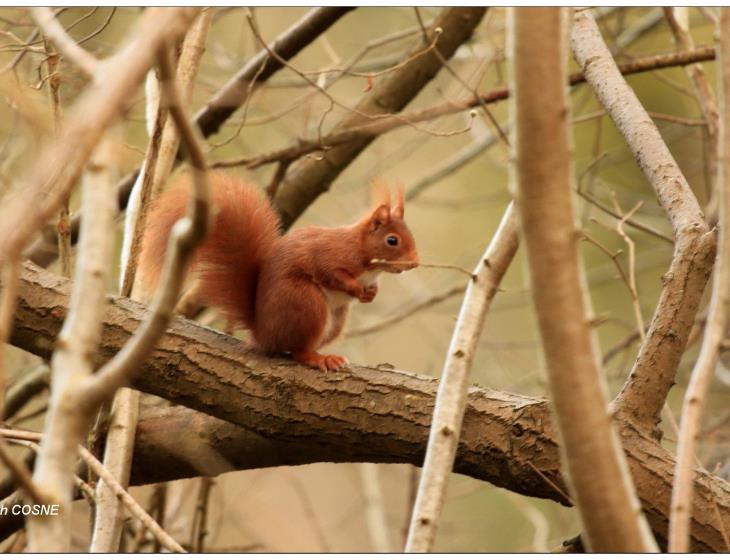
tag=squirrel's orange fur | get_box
[139,171,419,371]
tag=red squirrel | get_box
[139,171,419,371]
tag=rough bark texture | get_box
[5,261,730,552]
[273,7,486,229]
[570,10,716,431]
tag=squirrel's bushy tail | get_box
[139,171,281,328]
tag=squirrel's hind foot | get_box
[293,351,348,372]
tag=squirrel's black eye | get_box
[386,235,399,247]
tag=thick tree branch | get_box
[5,261,730,552]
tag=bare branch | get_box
[3,364,50,421]
[118,70,168,298]
[669,9,730,552]
[570,9,717,429]
[512,8,656,551]
[31,7,98,76]
[272,7,487,229]
[81,43,210,408]
[89,390,140,552]
[211,46,718,176]
[80,445,185,553]
[0,7,199,283]
[194,7,354,138]
[0,438,48,506]
[349,282,466,338]
[0,258,20,419]
[2,428,185,553]
[27,133,117,552]
[405,126,505,201]
[405,203,519,551]
[149,8,213,199]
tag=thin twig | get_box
[79,446,186,553]
[0,438,48,506]
[578,188,674,244]
[0,427,184,552]
[406,125,506,201]
[190,477,214,553]
[3,364,50,421]
[369,258,476,280]
[210,46,717,172]
[669,9,730,552]
[30,7,99,76]
[0,257,20,420]
[350,282,466,337]
[0,8,198,265]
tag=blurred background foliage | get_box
[0,6,728,552]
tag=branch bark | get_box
[511,7,656,552]
[405,204,519,551]
[26,136,116,552]
[570,9,716,431]
[664,7,719,210]
[669,8,730,552]
[6,261,730,551]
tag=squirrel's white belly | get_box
[321,270,381,344]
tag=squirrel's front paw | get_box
[358,284,378,303]
[294,351,348,372]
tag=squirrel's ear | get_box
[392,183,405,220]
[369,204,391,231]
[371,178,391,208]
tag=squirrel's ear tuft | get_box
[392,183,405,220]
[371,178,391,209]
[369,204,391,231]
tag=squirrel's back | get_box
[139,171,281,327]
